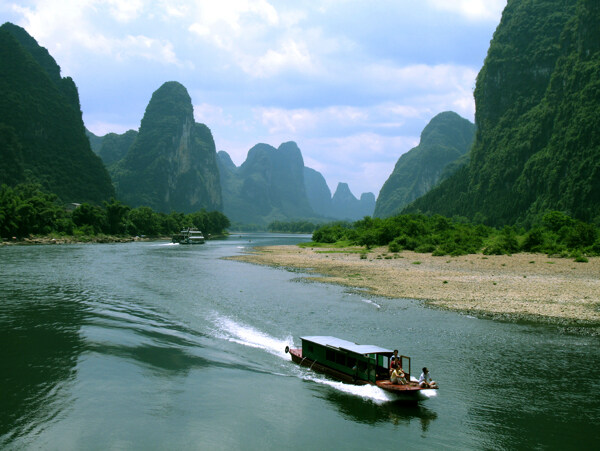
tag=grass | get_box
[299,240,356,249]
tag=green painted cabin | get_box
[300,336,411,383]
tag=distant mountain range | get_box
[217,143,375,225]
[4,0,598,230]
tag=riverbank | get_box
[228,245,600,333]
[1,233,229,246]
[0,235,157,245]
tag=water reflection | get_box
[318,389,438,431]
[0,285,87,444]
[85,343,211,375]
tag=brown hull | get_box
[287,348,436,399]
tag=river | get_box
[1,234,598,449]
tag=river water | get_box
[1,234,598,450]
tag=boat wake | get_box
[301,373,395,404]
[211,314,292,359]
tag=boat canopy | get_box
[300,336,393,356]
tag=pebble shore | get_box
[228,245,600,333]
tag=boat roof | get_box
[300,336,393,355]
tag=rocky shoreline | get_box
[227,245,600,335]
[0,235,161,245]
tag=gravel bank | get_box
[228,245,600,333]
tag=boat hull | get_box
[286,347,434,400]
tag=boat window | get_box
[346,357,356,368]
[326,349,336,362]
[336,353,345,365]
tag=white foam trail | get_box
[301,372,394,404]
[361,299,381,309]
[420,389,438,398]
[212,315,292,358]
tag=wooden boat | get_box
[285,336,437,400]
[172,228,205,244]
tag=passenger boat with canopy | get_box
[172,228,205,244]
[285,336,437,400]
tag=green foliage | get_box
[110,82,222,214]
[310,212,600,257]
[0,183,230,240]
[218,143,315,225]
[374,112,475,218]
[312,222,353,243]
[268,221,317,233]
[405,0,600,227]
[0,23,114,203]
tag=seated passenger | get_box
[418,367,438,388]
[390,365,407,385]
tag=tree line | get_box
[268,220,317,233]
[311,212,600,260]
[0,184,230,240]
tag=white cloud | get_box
[255,105,372,135]
[188,0,278,37]
[106,0,144,22]
[426,0,506,22]
[9,0,187,71]
[193,103,232,127]
[86,119,137,136]
[301,134,420,195]
[251,39,314,77]
[365,63,478,93]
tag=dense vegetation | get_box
[110,81,222,214]
[405,0,600,227]
[310,213,599,259]
[218,142,314,225]
[0,184,230,240]
[0,23,114,204]
[374,112,475,218]
[267,220,317,234]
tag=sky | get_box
[2,0,506,198]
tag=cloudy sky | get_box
[2,0,506,198]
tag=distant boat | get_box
[172,228,205,244]
[285,336,437,400]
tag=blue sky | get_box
[2,0,506,198]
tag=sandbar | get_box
[228,245,600,333]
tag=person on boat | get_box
[389,350,400,375]
[418,367,438,388]
[390,364,407,385]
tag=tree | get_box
[103,198,130,235]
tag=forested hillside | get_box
[88,129,138,167]
[218,142,313,224]
[0,23,114,203]
[406,0,599,227]
[110,81,222,213]
[374,112,475,218]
